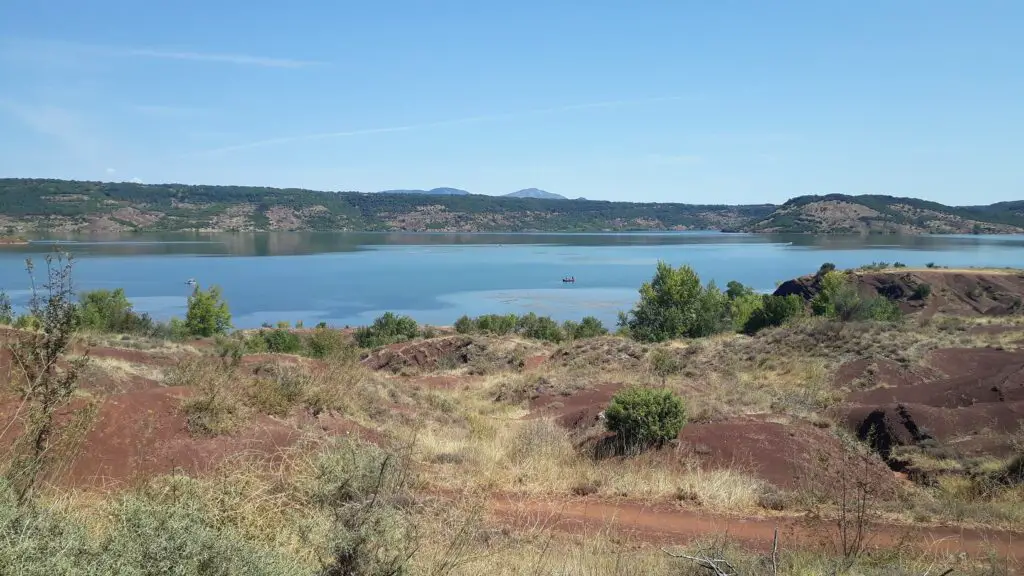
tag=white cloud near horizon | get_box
[200,95,689,155]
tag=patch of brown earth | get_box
[362,336,474,373]
[678,417,898,493]
[0,385,378,489]
[834,358,940,390]
[529,383,622,431]
[838,347,1024,464]
[487,495,1024,558]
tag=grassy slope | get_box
[3,310,1024,574]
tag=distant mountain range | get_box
[377,187,570,200]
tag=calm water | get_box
[2,231,1023,329]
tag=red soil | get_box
[678,417,898,493]
[362,336,474,372]
[488,495,1024,559]
[529,383,622,431]
[838,347,1024,461]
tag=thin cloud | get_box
[0,38,322,69]
[106,167,117,174]
[123,48,322,68]
[201,96,688,155]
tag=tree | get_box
[77,288,153,334]
[604,386,687,451]
[619,262,730,342]
[184,285,232,337]
[725,280,755,300]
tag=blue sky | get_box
[1,1,1021,204]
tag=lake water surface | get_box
[2,232,1023,329]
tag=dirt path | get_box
[488,496,1024,560]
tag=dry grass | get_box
[414,410,765,513]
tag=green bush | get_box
[77,288,155,334]
[729,292,764,332]
[453,315,474,334]
[516,313,564,342]
[604,386,687,450]
[475,313,519,335]
[564,316,607,339]
[913,283,932,300]
[184,285,232,337]
[354,312,419,348]
[259,328,303,354]
[811,271,902,323]
[619,262,730,342]
[305,326,347,359]
[743,294,806,334]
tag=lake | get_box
[2,231,1024,329]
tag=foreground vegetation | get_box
[1,251,1023,574]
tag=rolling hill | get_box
[503,188,568,200]
[0,180,1020,234]
[741,194,1024,234]
[0,179,771,233]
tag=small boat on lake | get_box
[562,276,576,283]
[186,278,197,287]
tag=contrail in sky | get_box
[201,95,687,155]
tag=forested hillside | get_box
[0,180,1020,234]
[0,179,772,233]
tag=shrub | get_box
[604,386,687,450]
[0,291,12,325]
[173,359,246,436]
[184,285,231,337]
[648,348,682,383]
[354,312,419,348]
[913,283,932,300]
[893,261,907,268]
[516,313,564,342]
[312,439,418,576]
[926,262,937,269]
[305,326,347,359]
[4,252,89,503]
[743,294,806,334]
[453,315,474,334]
[619,261,730,342]
[816,262,837,277]
[729,292,764,332]
[865,296,903,322]
[259,328,303,354]
[565,316,607,339]
[249,365,311,416]
[475,313,518,335]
